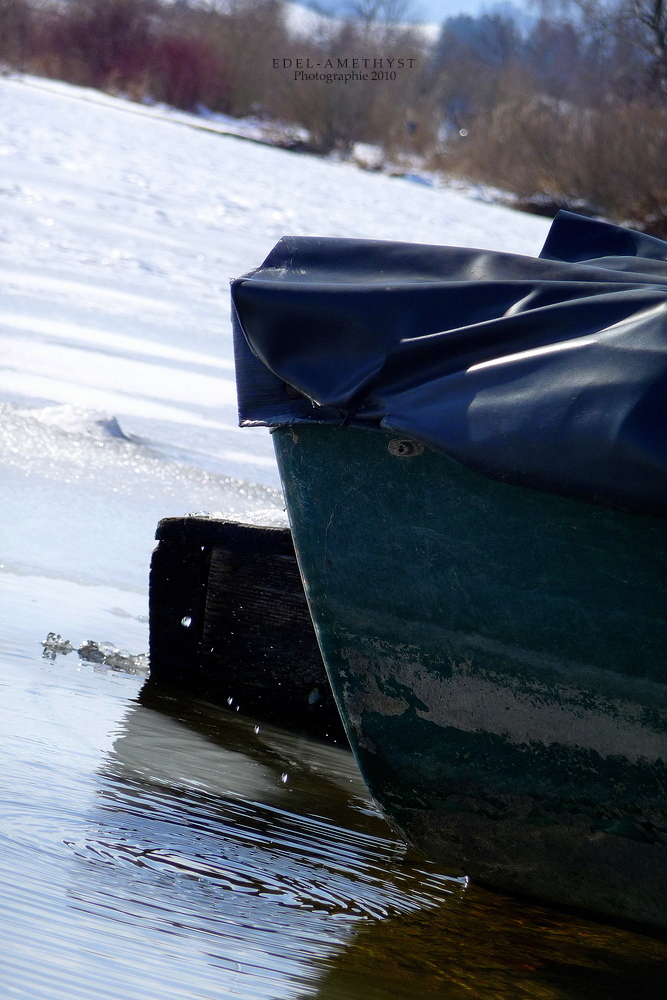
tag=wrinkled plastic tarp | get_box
[231,212,667,515]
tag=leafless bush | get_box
[148,35,225,111]
[267,19,428,155]
[187,0,289,117]
[11,0,238,111]
[44,0,155,90]
[437,84,667,232]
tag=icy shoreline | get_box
[0,72,548,595]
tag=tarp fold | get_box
[232,212,667,515]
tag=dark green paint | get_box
[273,423,667,929]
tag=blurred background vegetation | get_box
[0,0,665,234]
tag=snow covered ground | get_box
[0,72,550,623]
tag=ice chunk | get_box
[76,639,148,673]
[41,632,74,658]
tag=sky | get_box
[296,0,533,24]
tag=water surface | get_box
[2,570,666,1000]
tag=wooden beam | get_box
[147,515,347,745]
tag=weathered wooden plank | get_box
[147,515,347,744]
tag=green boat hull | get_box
[273,423,667,929]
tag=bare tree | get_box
[345,0,414,45]
[533,0,667,91]
[346,0,412,23]
[628,0,667,88]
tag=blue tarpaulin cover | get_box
[231,212,667,515]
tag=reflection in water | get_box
[65,692,464,999]
[2,634,667,1000]
[305,889,667,999]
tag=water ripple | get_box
[3,644,666,1000]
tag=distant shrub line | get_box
[1,0,665,233]
[1,0,234,112]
